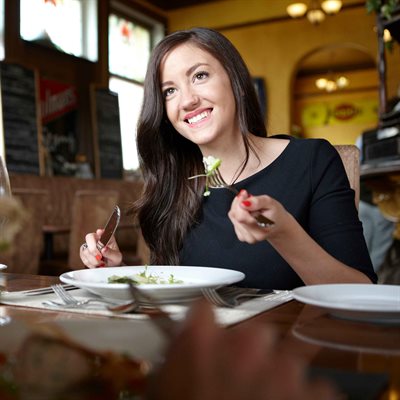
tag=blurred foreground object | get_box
[0,195,28,253]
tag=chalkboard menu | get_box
[0,62,42,175]
[92,88,123,179]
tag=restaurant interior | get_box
[0,1,399,399]
[0,0,399,279]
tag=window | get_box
[108,3,164,172]
[20,0,98,62]
[108,14,151,82]
[0,0,5,159]
[0,0,4,61]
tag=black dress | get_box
[180,136,377,289]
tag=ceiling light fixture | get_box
[315,74,349,92]
[286,0,343,25]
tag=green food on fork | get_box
[188,155,222,196]
[188,156,274,227]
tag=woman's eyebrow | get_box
[186,62,209,77]
[161,62,209,88]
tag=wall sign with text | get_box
[0,62,43,175]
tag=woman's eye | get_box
[163,88,176,98]
[194,71,209,81]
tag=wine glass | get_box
[0,155,11,197]
[0,156,12,325]
[0,155,13,253]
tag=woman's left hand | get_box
[228,189,291,243]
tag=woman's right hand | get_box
[79,229,123,269]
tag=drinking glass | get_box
[0,155,11,197]
[0,155,11,324]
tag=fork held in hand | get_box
[208,168,274,227]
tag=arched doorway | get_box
[291,44,377,145]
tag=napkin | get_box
[0,288,293,327]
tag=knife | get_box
[96,205,121,251]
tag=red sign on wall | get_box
[39,78,78,124]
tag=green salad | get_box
[107,266,183,285]
[188,155,221,196]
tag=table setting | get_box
[0,265,294,327]
[0,268,294,399]
[2,270,400,400]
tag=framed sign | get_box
[91,86,123,179]
[0,62,43,175]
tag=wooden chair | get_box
[68,190,119,270]
[1,188,49,274]
[334,144,360,207]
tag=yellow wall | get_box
[165,1,400,141]
[294,68,378,144]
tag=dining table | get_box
[1,271,399,400]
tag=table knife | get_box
[97,205,121,250]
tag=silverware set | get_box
[32,283,290,340]
[44,283,283,310]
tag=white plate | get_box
[60,265,245,301]
[0,318,167,364]
[0,264,7,270]
[292,284,400,323]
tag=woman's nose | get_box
[180,87,200,109]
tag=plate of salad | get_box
[60,265,245,302]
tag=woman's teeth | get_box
[187,111,209,124]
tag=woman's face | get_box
[160,43,238,150]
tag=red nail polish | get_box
[242,200,252,207]
[95,254,102,261]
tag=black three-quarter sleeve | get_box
[306,139,376,283]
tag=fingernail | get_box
[237,189,246,197]
[95,254,103,261]
[242,200,252,207]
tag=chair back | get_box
[68,190,119,270]
[1,188,49,274]
[334,144,360,207]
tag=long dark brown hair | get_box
[133,27,267,265]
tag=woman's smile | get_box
[184,109,212,126]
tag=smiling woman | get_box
[80,27,376,291]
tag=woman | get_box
[81,27,376,289]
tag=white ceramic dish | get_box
[292,284,400,323]
[60,265,245,301]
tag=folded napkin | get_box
[1,288,293,327]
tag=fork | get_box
[50,284,121,307]
[207,168,274,227]
[125,283,178,339]
[202,287,284,308]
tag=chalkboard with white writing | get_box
[0,62,42,175]
[92,88,123,179]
